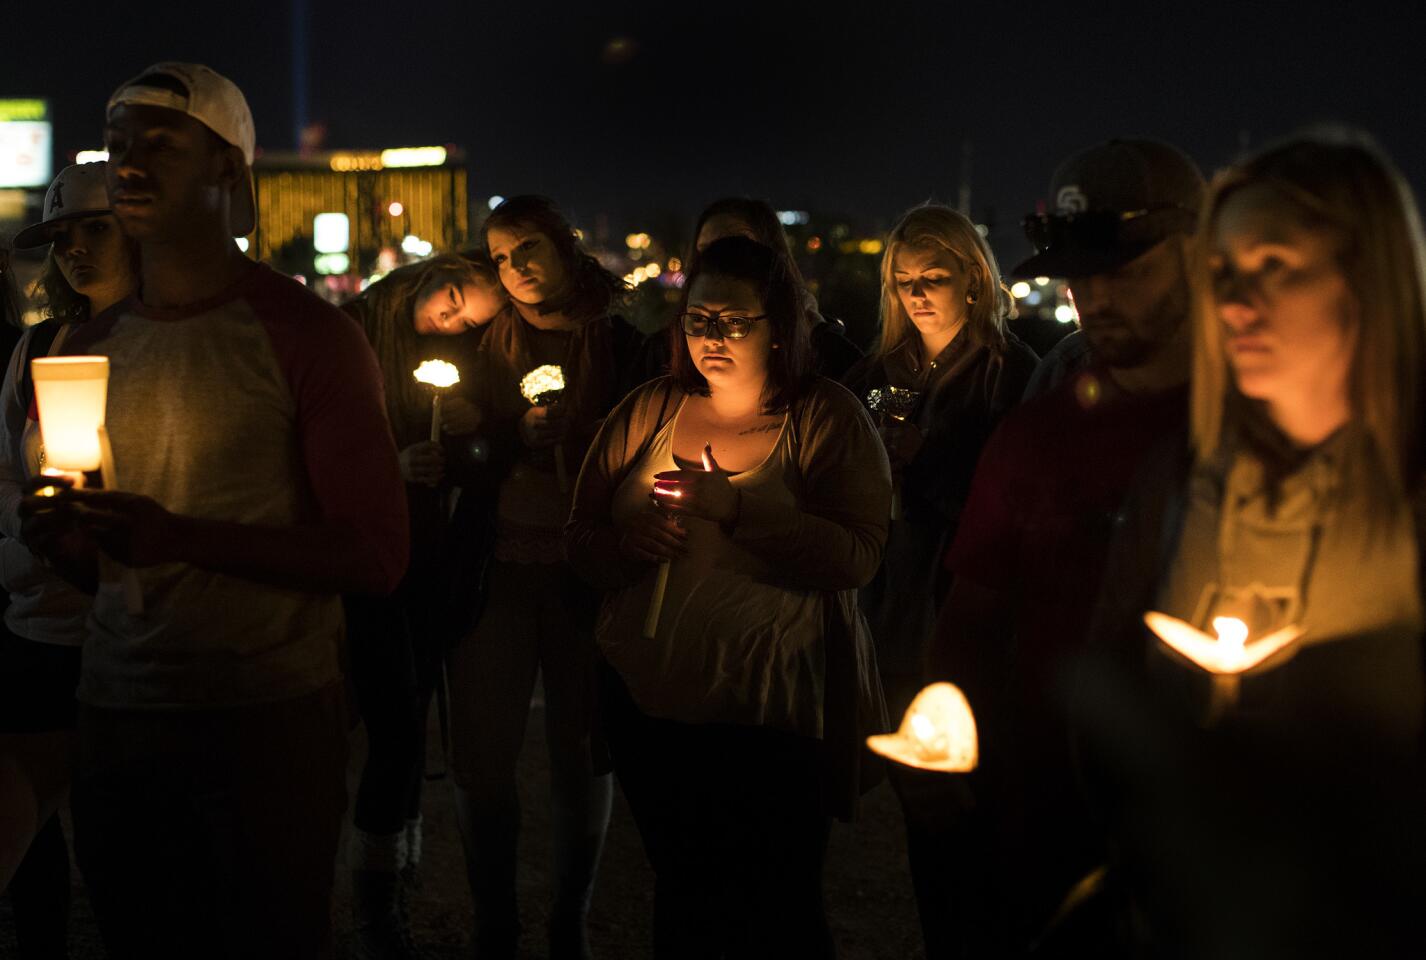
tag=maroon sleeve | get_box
[943,414,1019,591]
[248,267,409,593]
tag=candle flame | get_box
[520,364,566,404]
[1213,616,1248,653]
[909,712,936,746]
[413,359,460,388]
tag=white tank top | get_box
[600,399,826,736]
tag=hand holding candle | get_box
[413,359,461,443]
[31,357,144,615]
[642,444,724,640]
[520,364,569,492]
[651,444,737,525]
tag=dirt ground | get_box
[1,699,927,959]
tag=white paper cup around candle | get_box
[32,356,109,472]
[96,425,144,616]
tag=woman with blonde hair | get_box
[844,203,1037,957]
[1083,127,1426,955]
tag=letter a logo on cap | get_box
[1056,186,1088,214]
[49,180,64,213]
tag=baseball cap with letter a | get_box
[106,62,256,237]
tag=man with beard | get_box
[925,139,1204,957]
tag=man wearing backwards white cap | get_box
[20,63,409,958]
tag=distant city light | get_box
[401,234,434,257]
[1055,304,1077,323]
[380,146,447,168]
[75,150,108,164]
[1034,276,1051,286]
[388,201,404,217]
[625,232,652,250]
[329,153,383,172]
[235,237,250,253]
[313,212,350,254]
[314,252,350,275]
[858,239,884,255]
[646,262,661,278]
[667,257,682,272]
[777,210,810,226]
[1010,281,1032,299]
[806,236,823,252]
[313,211,349,252]
[488,195,505,210]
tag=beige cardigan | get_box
[566,375,893,818]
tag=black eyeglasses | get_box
[677,312,767,340]
[1022,205,1196,253]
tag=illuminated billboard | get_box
[0,99,53,188]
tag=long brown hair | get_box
[1190,127,1426,512]
[345,251,497,438]
[483,195,626,322]
[876,204,1012,360]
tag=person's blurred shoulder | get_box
[1021,328,1092,402]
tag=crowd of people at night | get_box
[2,60,1425,960]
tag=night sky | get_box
[4,1,1421,259]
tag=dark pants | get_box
[601,665,835,960]
[346,584,445,836]
[71,684,349,960]
[446,559,611,951]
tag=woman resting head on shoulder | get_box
[345,251,505,485]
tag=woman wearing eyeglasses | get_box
[568,236,889,957]
[1080,128,1426,956]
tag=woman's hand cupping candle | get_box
[413,359,461,443]
[520,364,569,491]
[641,444,728,640]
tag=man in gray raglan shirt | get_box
[21,63,409,957]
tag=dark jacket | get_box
[1075,434,1426,958]
[844,330,1039,687]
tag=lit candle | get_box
[867,682,979,773]
[1143,611,1303,675]
[31,357,143,615]
[32,356,109,472]
[520,364,568,492]
[642,446,714,640]
[413,359,461,444]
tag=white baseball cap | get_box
[13,162,115,249]
[106,62,256,237]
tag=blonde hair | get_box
[1190,128,1426,505]
[876,204,1012,359]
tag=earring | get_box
[966,292,978,305]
